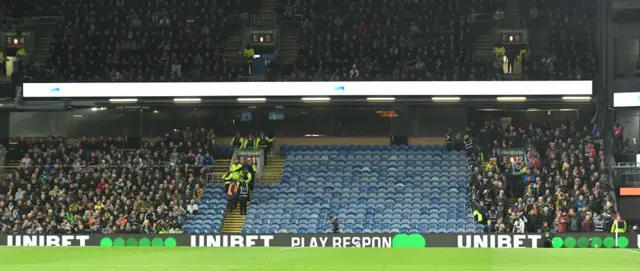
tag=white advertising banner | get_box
[22,81,593,98]
[614,92,640,107]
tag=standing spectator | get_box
[349,65,359,80]
[557,211,569,233]
[613,122,624,153]
[238,182,249,216]
[226,182,238,212]
[186,200,198,215]
[581,214,593,232]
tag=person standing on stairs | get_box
[0,50,7,76]
[243,44,255,75]
[256,132,275,165]
[238,182,250,215]
[243,159,257,195]
[227,181,239,212]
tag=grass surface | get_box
[1,247,639,271]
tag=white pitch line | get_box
[619,249,640,254]
[279,247,301,250]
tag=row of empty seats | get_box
[243,145,476,234]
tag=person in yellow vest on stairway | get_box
[0,50,8,76]
[243,44,254,75]
[517,48,528,74]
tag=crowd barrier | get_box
[0,233,637,248]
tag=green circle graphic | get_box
[138,238,151,247]
[551,237,564,248]
[577,237,589,248]
[126,238,138,247]
[100,238,113,247]
[563,237,577,248]
[113,237,126,247]
[603,237,615,248]
[617,237,629,248]
[591,237,603,248]
[164,237,177,247]
[151,237,164,247]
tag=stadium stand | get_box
[524,0,597,80]
[288,0,493,81]
[243,145,475,234]
[18,0,245,83]
[0,131,233,234]
[466,118,615,233]
[2,0,598,83]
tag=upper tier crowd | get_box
[1,0,596,83]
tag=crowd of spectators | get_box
[284,0,501,81]
[464,118,617,234]
[20,0,245,83]
[4,0,601,83]
[0,127,224,234]
[523,0,597,80]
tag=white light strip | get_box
[562,96,591,101]
[497,96,527,102]
[237,98,267,102]
[432,97,461,101]
[301,97,331,101]
[109,98,138,103]
[173,98,202,103]
[366,97,395,101]
[22,81,593,98]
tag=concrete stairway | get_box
[262,157,284,184]
[528,27,552,57]
[504,0,522,28]
[221,202,249,233]
[473,34,496,59]
[223,35,244,63]
[279,36,301,64]
[211,158,231,181]
[31,20,58,67]
[257,0,278,26]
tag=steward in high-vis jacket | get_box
[256,132,275,164]
[243,134,256,149]
[445,129,454,150]
[243,44,255,75]
[256,132,274,150]
[593,214,607,232]
[229,159,244,180]
[231,132,246,150]
[238,169,252,187]
[238,182,250,215]
[222,171,236,192]
[243,159,257,191]
[464,135,475,157]
[611,213,627,233]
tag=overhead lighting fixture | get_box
[562,96,591,101]
[302,97,331,102]
[174,98,201,103]
[497,97,527,102]
[72,114,83,118]
[238,98,267,102]
[432,97,461,102]
[109,98,138,103]
[367,97,395,102]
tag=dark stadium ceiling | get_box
[1,96,593,111]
